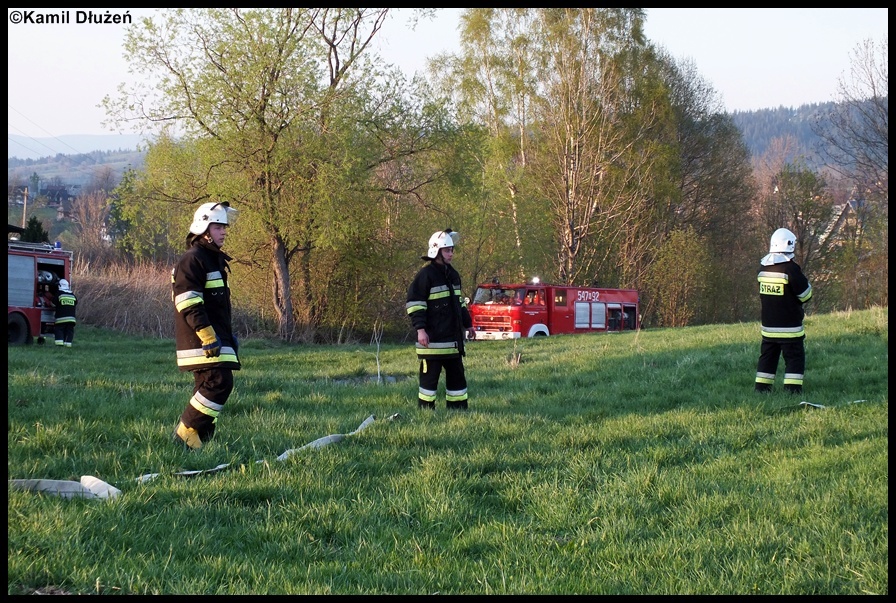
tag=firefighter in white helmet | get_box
[405,229,476,410]
[755,227,813,394]
[172,201,241,449]
[53,278,78,347]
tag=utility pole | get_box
[22,186,28,228]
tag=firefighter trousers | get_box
[180,368,234,441]
[417,356,469,410]
[755,336,805,394]
[54,323,76,347]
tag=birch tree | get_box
[437,8,661,285]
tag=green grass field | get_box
[8,307,888,594]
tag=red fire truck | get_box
[469,278,639,340]
[8,237,73,345]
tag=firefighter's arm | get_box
[795,269,813,304]
[463,313,475,340]
[406,273,430,338]
[173,256,209,324]
[173,257,219,356]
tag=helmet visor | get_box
[211,202,238,229]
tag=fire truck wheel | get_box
[8,313,31,345]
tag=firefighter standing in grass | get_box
[755,227,813,395]
[406,229,476,410]
[172,201,241,449]
[53,279,77,347]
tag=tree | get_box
[103,8,453,341]
[531,8,664,286]
[21,215,49,243]
[29,173,41,200]
[639,51,758,324]
[71,190,113,265]
[82,166,118,197]
[812,35,888,311]
[813,36,888,199]
[430,8,552,282]
[644,227,710,327]
[437,9,661,285]
[762,162,836,274]
[107,164,183,265]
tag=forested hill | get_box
[731,101,835,163]
[8,102,835,178]
[7,147,145,187]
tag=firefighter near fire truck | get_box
[754,227,813,395]
[8,232,74,346]
[171,202,241,450]
[52,278,78,347]
[405,229,476,410]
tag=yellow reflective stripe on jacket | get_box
[406,284,458,315]
[406,300,426,316]
[428,284,451,300]
[176,347,239,368]
[760,325,805,338]
[205,271,226,290]
[758,272,788,284]
[415,341,459,356]
[173,271,227,313]
[174,290,204,312]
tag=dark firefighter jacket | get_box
[172,238,241,371]
[53,291,77,324]
[757,257,813,339]
[406,260,473,359]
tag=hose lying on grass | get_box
[10,413,400,499]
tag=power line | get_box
[8,104,99,158]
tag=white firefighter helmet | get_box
[58,279,72,293]
[189,201,237,235]
[768,227,796,253]
[423,229,459,260]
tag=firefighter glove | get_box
[197,326,221,358]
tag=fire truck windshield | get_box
[473,287,522,305]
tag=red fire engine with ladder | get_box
[8,231,73,345]
[469,277,639,340]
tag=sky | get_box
[7,8,888,142]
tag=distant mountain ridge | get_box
[8,134,146,161]
[8,102,835,173]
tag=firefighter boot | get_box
[783,384,802,395]
[173,421,203,450]
[446,400,468,411]
[418,400,435,410]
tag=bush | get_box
[73,261,276,339]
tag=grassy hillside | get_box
[8,307,888,594]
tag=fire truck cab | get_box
[8,234,73,345]
[469,279,639,340]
